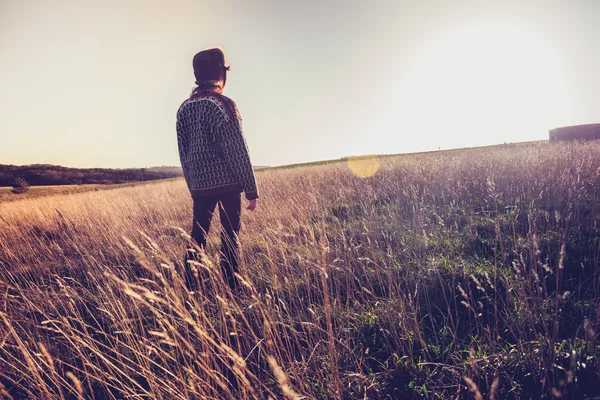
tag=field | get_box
[0,180,179,203]
[0,185,100,202]
[1,141,599,399]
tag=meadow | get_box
[0,180,181,203]
[0,186,97,203]
[0,141,599,399]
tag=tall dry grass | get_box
[1,141,600,399]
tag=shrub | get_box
[11,177,30,194]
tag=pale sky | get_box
[0,0,598,168]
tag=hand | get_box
[246,199,257,211]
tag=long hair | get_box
[191,80,223,96]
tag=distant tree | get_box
[11,177,30,194]
[0,164,182,187]
[0,172,14,186]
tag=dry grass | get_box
[0,179,180,203]
[0,185,102,202]
[1,141,600,399]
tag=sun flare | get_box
[391,22,573,148]
[347,156,381,178]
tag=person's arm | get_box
[214,103,259,201]
[176,114,186,159]
[176,105,192,189]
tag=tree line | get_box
[0,164,183,187]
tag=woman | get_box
[176,48,259,290]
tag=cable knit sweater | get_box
[176,91,259,200]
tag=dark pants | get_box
[185,191,242,290]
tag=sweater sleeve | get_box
[214,103,259,200]
[176,106,192,189]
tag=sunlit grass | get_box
[1,141,599,399]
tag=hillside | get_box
[0,140,599,399]
[0,164,184,186]
[0,164,278,188]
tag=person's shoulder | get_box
[204,93,238,120]
[215,93,237,108]
[177,97,191,115]
[177,93,222,115]
[177,92,239,121]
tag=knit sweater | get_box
[176,91,259,200]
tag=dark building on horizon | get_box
[549,123,600,142]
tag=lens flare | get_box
[347,156,380,178]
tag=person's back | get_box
[176,48,258,290]
[177,91,258,199]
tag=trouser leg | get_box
[185,194,218,290]
[218,192,242,289]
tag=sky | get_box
[0,0,599,168]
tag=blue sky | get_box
[1,0,598,168]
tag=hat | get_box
[192,48,230,85]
